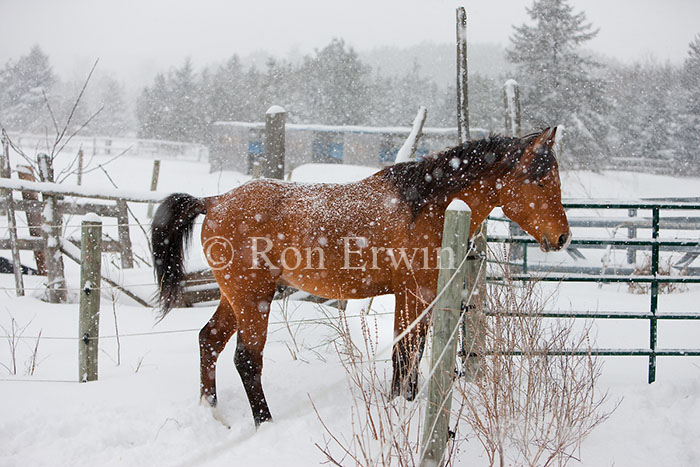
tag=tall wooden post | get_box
[456,7,470,144]
[146,159,161,218]
[78,215,102,382]
[503,79,521,138]
[263,105,286,179]
[37,153,67,303]
[420,200,471,467]
[0,135,24,296]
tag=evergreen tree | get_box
[298,39,371,125]
[137,58,208,142]
[607,63,681,162]
[468,74,503,132]
[679,34,700,170]
[366,62,442,127]
[206,55,246,122]
[91,76,132,136]
[0,45,56,132]
[137,72,170,140]
[507,0,608,166]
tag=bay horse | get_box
[152,127,570,427]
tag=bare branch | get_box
[41,88,61,137]
[53,58,99,155]
[54,103,104,158]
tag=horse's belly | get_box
[280,268,391,300]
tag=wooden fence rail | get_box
[0,155,164,301]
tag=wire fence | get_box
[0,310,396,342]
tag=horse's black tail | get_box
[152,193,207,318]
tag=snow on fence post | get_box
[503,79,521,138]
[37,153,67,303]
[263,106,286,179]
[394,106,428,163]
[420,200,471,467]
[146,159,161,218]
[456,7,470,144]
[78,214,102,382]
[1,134,24,296]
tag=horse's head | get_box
[499,127,571,252]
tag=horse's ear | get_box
[530,127,557,150]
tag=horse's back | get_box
[201,177,407,299]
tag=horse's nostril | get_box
[557,233,568,249]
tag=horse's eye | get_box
[535,182,545,188]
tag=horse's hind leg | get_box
[231,282,276,427]
[199,297,237,407]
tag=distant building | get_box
[209,121,488,174]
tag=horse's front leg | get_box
[391,289,431,400]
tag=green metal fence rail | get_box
[486,199,700,384]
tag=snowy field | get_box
[1,152,699,467]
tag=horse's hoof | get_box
[200,394,217,408]
[254,414,273,429]
[201,396,230,428]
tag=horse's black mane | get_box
[381,132,556,217]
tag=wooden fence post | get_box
[78,215,102,382]
[77,148,84,186]
[420,200,471,467]
[116,199,134,268]
[263,105,286,179]
[37,153,67,303]
[1,135,24,296]
[146,159,161,218]
[456,7,469,144]
[462,221,487,380]
[17,165,47,275]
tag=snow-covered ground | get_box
[0,153,699,466]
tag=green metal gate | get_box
[487,200,700,383]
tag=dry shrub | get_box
[456,257,616,467]
[628,255,688,294]
[313,307,427,466]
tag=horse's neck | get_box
[448,179,499,236]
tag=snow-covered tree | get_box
[678,34,700,169]
[298,39,371,125]
[0,45,56,132]
[507,0,608,167]
[90,76,132,136]
[137,58,208,142]
[606,63,681,162]
[204,55,248,122]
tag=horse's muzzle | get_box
[540,230,572,252]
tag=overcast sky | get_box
[2,0,699,84]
